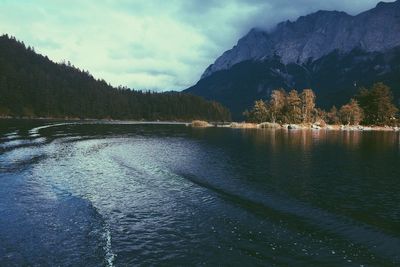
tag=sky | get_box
[0,0,391,91]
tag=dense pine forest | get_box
[0,35,231,121]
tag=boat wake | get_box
[177,171,400,265]
[103,224,116,267]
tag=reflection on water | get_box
[0,120,399,266]
[239,127,400,151]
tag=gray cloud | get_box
[0,0,392,91]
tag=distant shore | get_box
[2,117,399,132]
[0,116,190,125]
[190,120,400,132]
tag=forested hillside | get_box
[0,35,231,121]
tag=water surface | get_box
[0,120,399,266]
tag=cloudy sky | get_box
[0,0,390,91]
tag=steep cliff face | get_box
[202,1,400,78]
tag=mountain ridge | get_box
[201,0,400,78]
[186,1,400,119]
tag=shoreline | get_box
[2,117,399,132]
[191,121,400,132]
[230,122,400,132]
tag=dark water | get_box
[0,120,399,266]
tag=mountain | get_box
[186,1,400,119]
[0,35,230,121]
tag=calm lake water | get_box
[0,120,399,266]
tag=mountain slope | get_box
[187,47,400,119]
[0,35,231,121]
[186,1,400,119]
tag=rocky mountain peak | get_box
[201,1,400,79]
[375,0,400,9]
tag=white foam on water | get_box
[0,137,47,150]
[3,131,19,139]
[29,123,77,137]
[0,131,20,144]
[104,224,116,267]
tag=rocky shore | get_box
[191,121,400,132]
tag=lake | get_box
[0,120,399,266]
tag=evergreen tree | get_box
[357,83,398,125]
[244,100,268,123]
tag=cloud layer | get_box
[0,0,389,91]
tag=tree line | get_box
[244,83,399,126]
[0,35,231,121]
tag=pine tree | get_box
[357,83,398,125]
[245,100,268,123]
